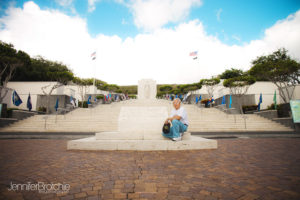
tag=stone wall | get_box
[36,95,71,114]
[214,94,255,113]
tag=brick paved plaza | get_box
[0,138,299,200]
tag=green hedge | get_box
[37,107,46,112]
[128,95,137,99]
[78,101,88,108]
[96,95,104,99]
[242,105,258,113]
[267,103,290,117]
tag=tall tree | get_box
[249,48,300,103]
[200,78,220,98]
[0,41,30,103]
[219,68,244,79]
[35,57,74,113]
[159,85,173,93]
[73,77,92,107]
[223,75,256,113]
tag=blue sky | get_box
[1,0,299,45]
[0,0,300,84]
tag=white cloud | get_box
[126,0,202,31]
[88,0,100,12]
[232,35,241,42]
[216,8,222,22]
[55,0,73,7]
[0,2,300,85]
[121,18,128,25]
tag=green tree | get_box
[219,68,244,79]
[35,57,74,113]
[119,85,137,94]
[159,85,173,93]
[223,75,256,114]
[106,84,120,93]
[200,78,220,97]
[0,41,30,103]
[249,48,300,103]
[73,77,92,107]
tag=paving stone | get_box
[0,139,299,200]
[87,196,99,200]
[113,193,127,199]
[74,192,86,198]
[58,195,73,200]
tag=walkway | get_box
[0,138,299,200]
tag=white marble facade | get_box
[138,79,157,99]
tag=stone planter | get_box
[0,103,7,118]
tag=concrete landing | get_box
[95,131,192,140]
[67,134,217,151]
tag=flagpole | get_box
[93,62,96,87]
[91,51,96,87]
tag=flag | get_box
[70,96,75,107]
[91,51,96,60]
[258,93,262,111]
[27,93,32,111]
[189,51,198,57]
[199,95,202,101]
[12,90,22,106]
[175,94,178,98]
[229,95,232,108]
[195,96,199,104]
[87,95,92,104]
[55,98,59,111]
[273,90,277,109]
[183,94,187,101]
[221,96,226,105]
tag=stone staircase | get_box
[0,99,294,133]
[185,105,294,132]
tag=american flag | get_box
[189,51,198,57]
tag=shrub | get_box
[201,99,210,104]
[242,105,258,113]
[267,103,290,117]
[37,107,46,112]
[128,94,137,99]
[96,95,104,100]
[78,101,88,108]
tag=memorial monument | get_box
[67,79,217,150]
[138,79,157,99]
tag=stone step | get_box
[95,132,191,140]
[0,99,294,133]
[67,135,217,151]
